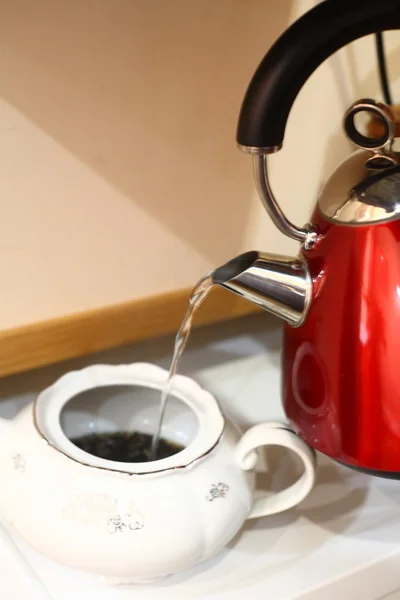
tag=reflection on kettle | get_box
[291,342,328,418]
[290,341,341,458]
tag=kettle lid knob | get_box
[344,99,394,151]
[344,99,397,170]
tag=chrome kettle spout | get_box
[212,251,312,327]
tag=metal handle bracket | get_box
[253,155,317,249]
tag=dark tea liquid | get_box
[71,431,184,463]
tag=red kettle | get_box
[212,1,400,478]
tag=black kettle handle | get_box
[237,0,400,153]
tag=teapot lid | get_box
[33,363,225,476]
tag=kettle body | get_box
[283,155,400,476]
[211,1,400,478]
[214,146,400,477]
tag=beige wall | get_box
[0,0,399,330]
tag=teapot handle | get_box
[237,1,400,153]
[235,422,316,519]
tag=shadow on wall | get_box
[0,0,293,264]
[344,39,400,103]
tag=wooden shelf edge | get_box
[0,287,260,377]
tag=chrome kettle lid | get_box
[318,99,400,225]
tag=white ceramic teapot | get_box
[0,363,316,584]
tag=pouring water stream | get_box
[149,272,214,460]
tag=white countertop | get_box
[1,313,400,600]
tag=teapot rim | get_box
[33,362,225,476]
